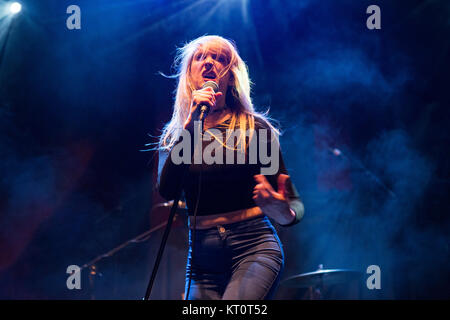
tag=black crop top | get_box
[157,118,304,226]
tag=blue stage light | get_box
[9,2,22,14]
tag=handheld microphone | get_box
[198,81,219,121]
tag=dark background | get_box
[0,0,448,299]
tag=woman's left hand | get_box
[253,174,296,225]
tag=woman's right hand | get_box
[183,87,223,129]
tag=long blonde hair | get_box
[159,35,279,151]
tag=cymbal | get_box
[281,269,362,288]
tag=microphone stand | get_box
[144,114,207,300]
[144,182,184,300]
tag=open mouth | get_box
[202,70,217,80]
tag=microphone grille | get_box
[202,81,219,92]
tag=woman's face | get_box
[189,41,233,99]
